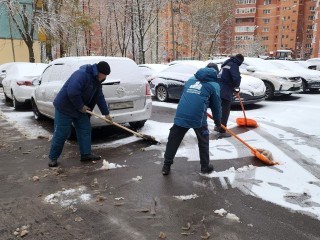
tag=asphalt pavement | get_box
[0,101,320,240]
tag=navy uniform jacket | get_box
[53,64,109,118]
[218,56,243,101]
[174,68,221,128]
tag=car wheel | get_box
[3,88,10,102]
[11,91,21,109]
[156,85,168,102]
[31,98,44,120]
[129,120,146,130]
[302,80,307,92]
[264,81,274,100]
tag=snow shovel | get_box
[207,113,278,165]
[86,110,160,144]
[235,92,258,128]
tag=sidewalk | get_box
[0,115,319,240]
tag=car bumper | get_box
[90,99,152,128]
[232,94,265,105]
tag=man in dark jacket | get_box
[216,54,244,138]
[48,61,112,167]
[162,67,221,175]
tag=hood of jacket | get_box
[194,67,217,82]
[79,63,99,78]
[221,56,243,67]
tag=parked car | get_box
[306,58,320,71]
[148,61,266,105]
[271,60,320,92]
[0,63,12,87]
[241,58,302,99]
[1,62,48,109]
[31,56,152,129]
[138,64,168,79]
[292,60,317,71]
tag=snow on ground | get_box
[1,92,320,220]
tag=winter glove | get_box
[234,87,240,93]
[80,105,90,113]
[104,115,112,122]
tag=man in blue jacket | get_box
[48,61,112,167]
[162,67,221,175]
[216,54,244,138]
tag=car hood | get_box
[240,75,266,95]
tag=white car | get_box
[306,58,320,71]
[31,56,152,129]
[1,62,48,109]
[149,61,266,105]
[270,60,320,92]
[138,64,168,79]
[241,58,302,99]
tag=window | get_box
[236,8,256,14]
[237,0,256,4]
[235,26,257,32]
[263,9,271,14]
[262,36,269,40]
[306,44,312,48]
[235,35,254,41]
[264,0,271,5]
[309,16,315,20]
[263,18,270,24]
[263,27,269,32]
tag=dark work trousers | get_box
[164,124,210,168]
[220,98,232,133]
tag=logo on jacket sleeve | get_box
[187,81,202,94]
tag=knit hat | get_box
[235,54,244,64]
[97,61,111,75]
[206,62,219,73]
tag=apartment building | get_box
[234,0,318,59]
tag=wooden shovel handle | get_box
[86,110,144,138]
[207,113,255,152]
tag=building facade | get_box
[0,0,42,64]
[233,0,319,59]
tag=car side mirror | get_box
[0,70,6,78]
[32,77,41,85]
[246,66,256,72]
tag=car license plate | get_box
[109,101,134,110]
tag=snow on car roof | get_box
[138,64,168,72]
[271,60,320,77]
[6,62,48,76]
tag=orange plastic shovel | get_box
[207,113,278,165]
[236,92,258,128]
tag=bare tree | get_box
[1,0,42,62]
[188,0,235,59]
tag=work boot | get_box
[214,126,220,132]
[48,160,58,168]
[162,164,171,175]
[218,132,232,138]
[201,164,214,174]
[80,154,102,162]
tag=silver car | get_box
[31,56,152,129]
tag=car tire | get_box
[156,85,168,102]
[11,91,21,109]
[302,80,307,92]
[3,89,10,102]
[264,81,274,100]
[31,98,44,120]
[129,120,146,130]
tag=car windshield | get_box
[161,64,202,74]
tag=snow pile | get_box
[174,194,199,201]
[44,186,91,207]
[99,159,126,170]
[213,208,241,222]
